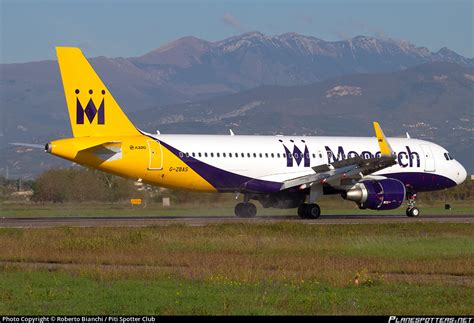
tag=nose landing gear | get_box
[406,191,420,217]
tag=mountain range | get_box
[132,61,474,170]
[1,32,473,178]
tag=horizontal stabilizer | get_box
[86,142,122,162]
[76,141,122,152]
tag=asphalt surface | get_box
[0,214,472,228]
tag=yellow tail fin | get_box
[56,47,139,137]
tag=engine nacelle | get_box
[342,179,406,210]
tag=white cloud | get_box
[221,13,244,31]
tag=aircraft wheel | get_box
[297,204,308,219]
[306,203,321,219]
[246,203,257,217]
[235,203,245,217]
[406,207,420,217]
[235,202,257,217]
[297,203,320,219]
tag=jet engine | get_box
[342,179,406,210]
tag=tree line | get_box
[0,168,472,204]
[0,168,232,205]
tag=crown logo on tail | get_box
[75,89,105,124]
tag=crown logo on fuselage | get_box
[280,140,311,167]
[75,89,105,125]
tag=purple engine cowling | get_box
[343,179,406,210]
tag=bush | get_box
[31,168,140,202]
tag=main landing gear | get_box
[405,191,420,217]
[234,202,257,217]
[297,203,321,219]
[234,194,257,217]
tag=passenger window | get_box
[198,152,202,157]
[204,153,208,157]
[217,153,220,157]
[265,153,268,158]
[247,153,250,157]
[259,153,263,158]
[271,153,274,158]
[235,153,238,158]
[253,153,257,158]
[223,153,226,157]
[210,152,214,157]
[192,152,195,157]
[229,153,233,157]
[444,153,449,161]
[241,153,244,157]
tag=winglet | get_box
[373,122,394,157]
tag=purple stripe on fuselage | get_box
[158,139,282,193]
[384,172,456,192]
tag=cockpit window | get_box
[444,152,454,161]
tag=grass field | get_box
[0,222,472,315]
[1,198,473,217]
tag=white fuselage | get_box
[151,133,467,192]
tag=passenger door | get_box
[420,144,435,172]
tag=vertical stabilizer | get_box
[56,47,139,137]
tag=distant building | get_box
[11,190,33,200]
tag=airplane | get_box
[23,47,470,218]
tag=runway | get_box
[0,214,472,228]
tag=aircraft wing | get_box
[281,122,397,190]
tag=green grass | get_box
[0,270,471,315]
[0,199,472,217]
[0,222,472,314]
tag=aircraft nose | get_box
[455,161,468,185]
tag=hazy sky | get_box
[1,0,473,63]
